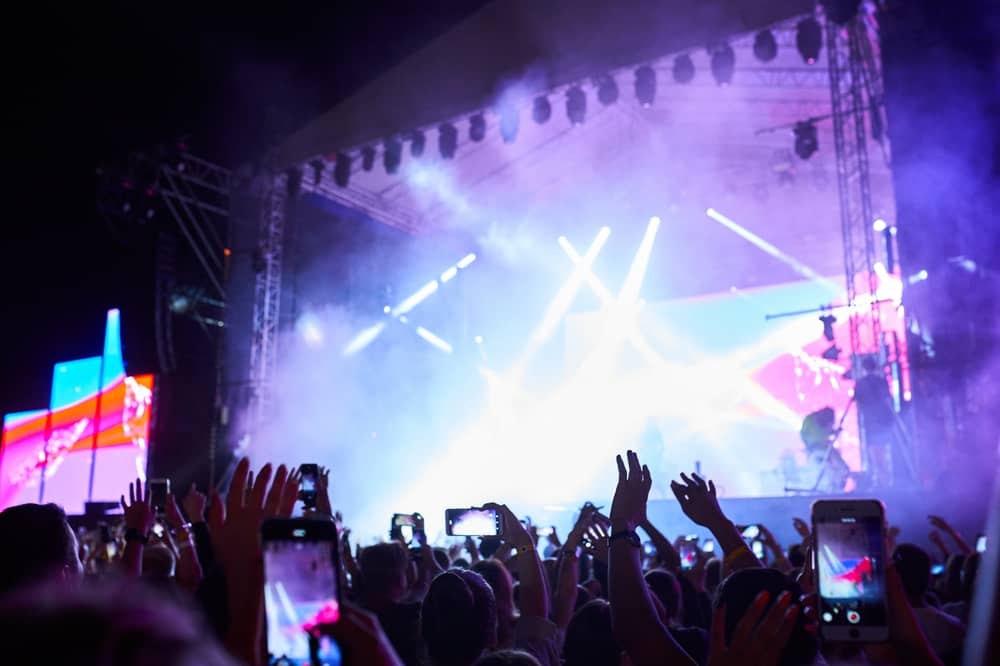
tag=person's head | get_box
[645,569,681,624]
[715,568,817,666]
[0,503,82,597]
[433,547,451,572]
[472,650,541,666]
[422,570,497,666]
[961,552,981,603]
[892,543,931,601]
[862,356,878,373]
[564,599,619,666]
[787,543,806,568]
[941,553,965,602]
[359,542,409,604]
[142,543,176,584]
[704,557,722,594]
[452,557,470,570]
[0,580,235,665]
[472,559,515,646]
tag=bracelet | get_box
[608,530,641,548]
[724,543,750,567]
[171,523,193,539]
[124,528,149,545]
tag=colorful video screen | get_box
[0,310,154,514]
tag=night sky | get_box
[3,1,488,416]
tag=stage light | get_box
[820,0,861,26]
[566,86,586,125]
[361,146,376,171]
[469,113,486,142]
[907,269,929,284]
[710,45,735,85]
[440,266,459,283]
[499,104,519,144]
[456,253,477,269]
[796,17,823,64]
[438,123,458,159]
[672,55,695,84]
[597,75,619,106]
[872,218,887,232]
[383,305,391,313]
[383,137,402,174]
[532,96,552,124]
[415,326,453,354]
[634,65,657,105]
[297,313,324,347]
[343,322,386,356]
[474,335,484,345]
[819,314,837,341]
[618,217,661,303]
[794,122,818,159]
[753,30,778,62]
[333,153,351,187]
[392,280,439,317]
[410,130,426,158]
[309,159,324,185]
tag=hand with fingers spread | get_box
[584,514,611,565]
[927,515,971,554]
[670,473,724,529]
[181,482,207,524]
[121,478,155,535]
[610,450,653,533]
[792,517,810,542]
[708,590,800,666]
[164,490,203,590]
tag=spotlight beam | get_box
[392,280,439,317]
[618,216,661,304]
[415,326,454,354]
[706,208,840,292]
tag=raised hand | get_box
[670,472,724,529]
[164,491,186,530]
[316,466,333,516]
[928,515,971,554]
[610,450,652,532]
[708,590,799,666]
[120,478,155,535]
[181,482,207,523]
[792,517,810,541]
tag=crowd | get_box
[0,450,993,665]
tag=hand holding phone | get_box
[148,479,170,514]
[390,513,425,544]
[299,464,319,509]
[445,507,502,537]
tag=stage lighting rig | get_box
[410,130,426,158]
[383,137,402,174]
[634,65,656,105]
[710,44,735,85]
[796,17,823,64]
[532,95,552,124]
[333,153,351,187]
[566,86,586,125]
[822,344,841,361]
[469,113,486,142]
[819,313,837,341]
[438,122,458,159]
[753,30,778,62]
[672,55,694,84]
[596,75,619,106]
[361,146,376,171]
[820,0,861,26]
[794,121,819,159]
[499,104,519,143]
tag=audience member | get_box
[893,543,966,662]
[0,503,82,596]
[421,569,497,666]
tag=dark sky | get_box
[3,1,489,415]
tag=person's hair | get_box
[704,557,722,593]
[573,583,594,612]
[942,553,966,602]
[0,503,77,596]
[714,568,817,666]
[893,543,931,598]
[452,557,470,569]
[359,542,408,600]
[645,569,681,623]
[472,649,541,666]
[787,543,806,568]
[142,543,176,582]
[961,552,981,603]
[676,570,705,628]
[421,570,497,666]
[0,580,236,665]
[563,599,619,666]
[433,547,451,572]
[471,559,515,646]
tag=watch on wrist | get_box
[124,527,149,545]
[608,529,641,548]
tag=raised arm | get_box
[758,524,791,573]
[165,491,203,592]
[486,503,549,619]
[639,516,682,572]
[928,515,971,554]
[670,473,760,574]
[119,478,155,577]
[609,451,695,666]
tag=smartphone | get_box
[148,478,170,513]
[299,463,319,509]
[976,535,987,553]
[390,513,425,544]
[642,541,656,557]
[702,539,715,554]
[812,499,889,642]
[679,536,698,570]
[537,526,554,537]
[930,563,945,575]
[151,522,165,539]
[741,524,760,540]
[752,539,766,561]
[262,518,341,665]
[445,507,502,537]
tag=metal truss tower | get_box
[247,171,288,435]
[825,14,882,363]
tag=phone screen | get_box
[149,479,169,512]
[741,524,760,540]
[930,563,945,575]
[702,539,715,554]
[263,533,341,665]
[976,535,987,553]
[679,541,698,569]
[446,508,501,536]
[815,515,887,632]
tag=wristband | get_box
[608,530,641,548]
[724,543,751,567]
[171,523,193,538]
[124,528,149,545]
